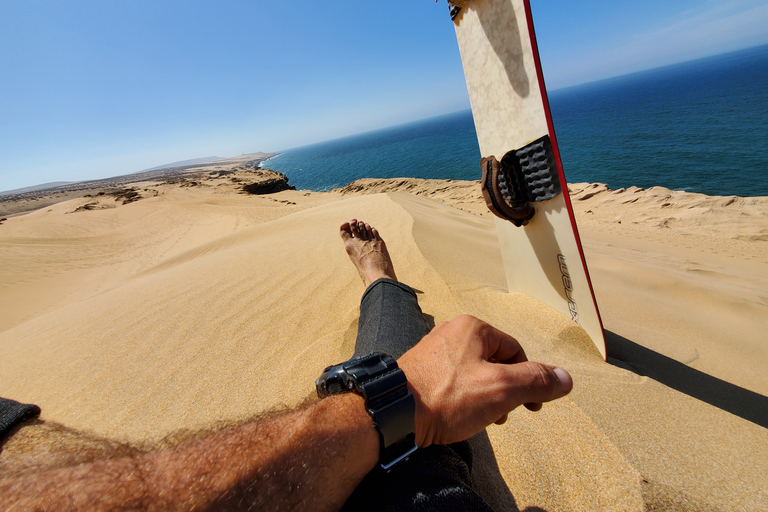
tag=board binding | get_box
[481,135,561,226]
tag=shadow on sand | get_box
[605,330,768,429]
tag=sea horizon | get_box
[4,44,767,198]
[263,44,768,198]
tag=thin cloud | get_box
[547,0,768,88]
[626,0,768,62]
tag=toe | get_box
[349,219,360,238]
[361,222,373,239]
[340,222,353,242]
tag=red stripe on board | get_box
[523,0,607,354]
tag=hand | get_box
[398,315,573,448]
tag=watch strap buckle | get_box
[380,439,418,471]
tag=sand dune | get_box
[1,174,766,510]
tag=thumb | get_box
[500,362,573,412]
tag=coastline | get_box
[0,171,766,510]
[0,152,277,217]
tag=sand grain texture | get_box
[1,175,766,511]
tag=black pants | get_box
[342,279,495,512]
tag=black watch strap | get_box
[316,352,418,470]
[360,361,418,469]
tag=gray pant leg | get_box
[354,278,431,359]
[346,279,496,512]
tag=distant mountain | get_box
[0,181,75,196]
[138,156,223,173]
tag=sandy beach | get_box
[1,165,766,510]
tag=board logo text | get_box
[557,254,579,323]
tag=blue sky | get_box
[2,0,767,192]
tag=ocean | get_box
[263,44,768,198]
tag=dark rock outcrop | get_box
[241,170,295,195]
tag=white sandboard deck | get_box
[452,0,606,358]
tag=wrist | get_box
[312,394,380,474]
[316,352,418,469]
[396,353,431,448]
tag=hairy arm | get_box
[0,315,571,511]
[0,394,379,512]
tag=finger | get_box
[499,362,572,411]
[484,324,529,364]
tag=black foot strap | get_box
[448,1,463,20]
[480,135,562,227]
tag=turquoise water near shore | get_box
[264,44,768,197]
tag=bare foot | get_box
[340,219,398,287]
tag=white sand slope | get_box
[1,179,766,510]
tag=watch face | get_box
[316,352,415,470]
[325,380,344,395]
[315,364,348,397]
[317,352,395,397]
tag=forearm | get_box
[152,393,380,511]
[0,394,379,511]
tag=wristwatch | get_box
[316,352,418,470]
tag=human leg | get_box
[339,220,495,512]
[354,278,430,359]
[340,219,430,358]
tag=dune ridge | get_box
[1,173,766,510]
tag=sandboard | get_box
[449,0,606,358]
